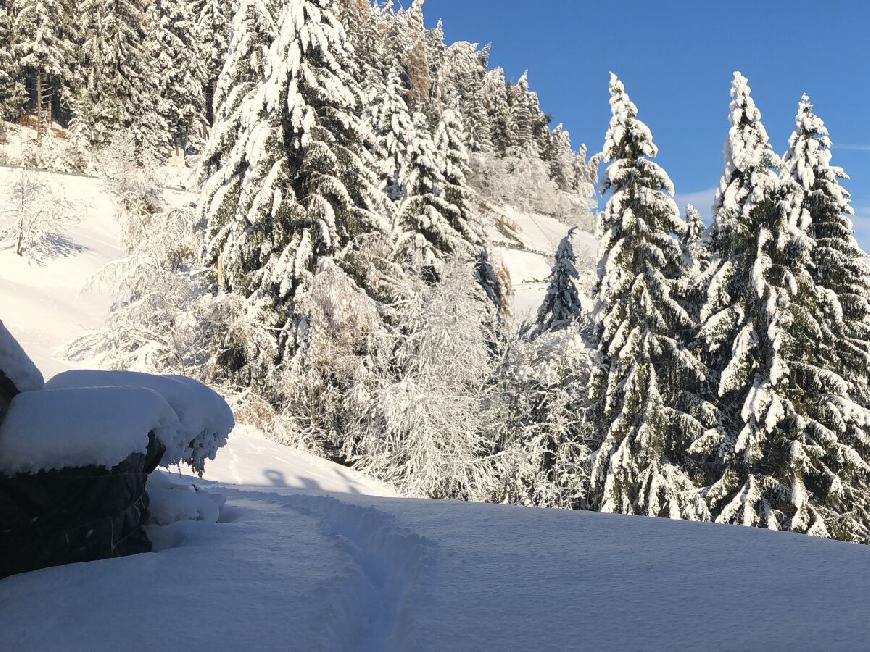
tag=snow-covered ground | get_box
[4,168,870,650]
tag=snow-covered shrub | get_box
[469,152,596,228]
[68,205,202,372]
[0,166,81,260]
[279,260,385,458]
[97,135,166,252]
[487,324,592,509]
[344,259,500,499]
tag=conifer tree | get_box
[434,107,483,246]
[73,0,166,154]
[372,63,415,202]
[586,74,704,518]
[532,227,589,337]
[12,0,73,129]
[194,0,233,124]
[440,41,491,152]
[154,0,206,151]
[694,74,850,535]
[0,6,24,120]
[757,95,870,542]
[202,0,385,373]
[395,112,474,276]
[199,0,278,229]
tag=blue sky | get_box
[422,0,870,247]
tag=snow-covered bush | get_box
[488,324,592,509]
[344,259,500,499]
[279,259,385,458]
[0,166,80,260]
[469,152,596,228]
[97,135,166,252]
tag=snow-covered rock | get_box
[0,386,178,475]
[0,320,43,393]
[47,370,234,472]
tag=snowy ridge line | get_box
[282,495,436,652]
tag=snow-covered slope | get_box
[481,199,597,320]
[4,169,870,651]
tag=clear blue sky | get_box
[422,0,870,247]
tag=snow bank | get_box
[0,386,178,474]
[46,370,234,471]
[147,472,225,525]
[0,320,43,392]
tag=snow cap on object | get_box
[0,320,44,392]
[0,386,179,475]
[46,370,234,470]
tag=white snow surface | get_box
[0,386,177,474]
[4,168,870,650]
[0,320,43,391]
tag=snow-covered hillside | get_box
[482,200,597,318]
[3,169,870,650]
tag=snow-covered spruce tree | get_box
[439,41,492,153]
[548,124,578,191]
[12,0,73,129]
[679,204,709,321]
[372,63,415,203]
[531,227,590,337]
[586,73,705,518]
[198,0,277,193]
[0,6,25,121]
[72,0,168,155]
[481,67,510,154]
[743,94,870,542]
[434,107,483,246]
[692,75,864,538]
[344,259,499,500]
[394,112,472,276]
[193,0,234,125]
[791,97,870,410]
[201,0,385,391]
[154,0,206,152]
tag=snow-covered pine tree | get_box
[532,227,590,337]
[199,0,277,191]
[12,0,73,130]
[154,0,206,152]
[372,63,415,203]
[394,112,473,277]
[791,97,870,410]
[440,41,491,152]
[678,203,710,321]
[548,124,578,191]
[481,67,510,155]
[193,0,234,125]
[0,5,24,121]
[434,107,483,246]
[760,95,870,542]
[72,0,168,155]
[694,73,844,536]
[202,0,385,379]
[586,73,704,519]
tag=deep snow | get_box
[3,166,870,651]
